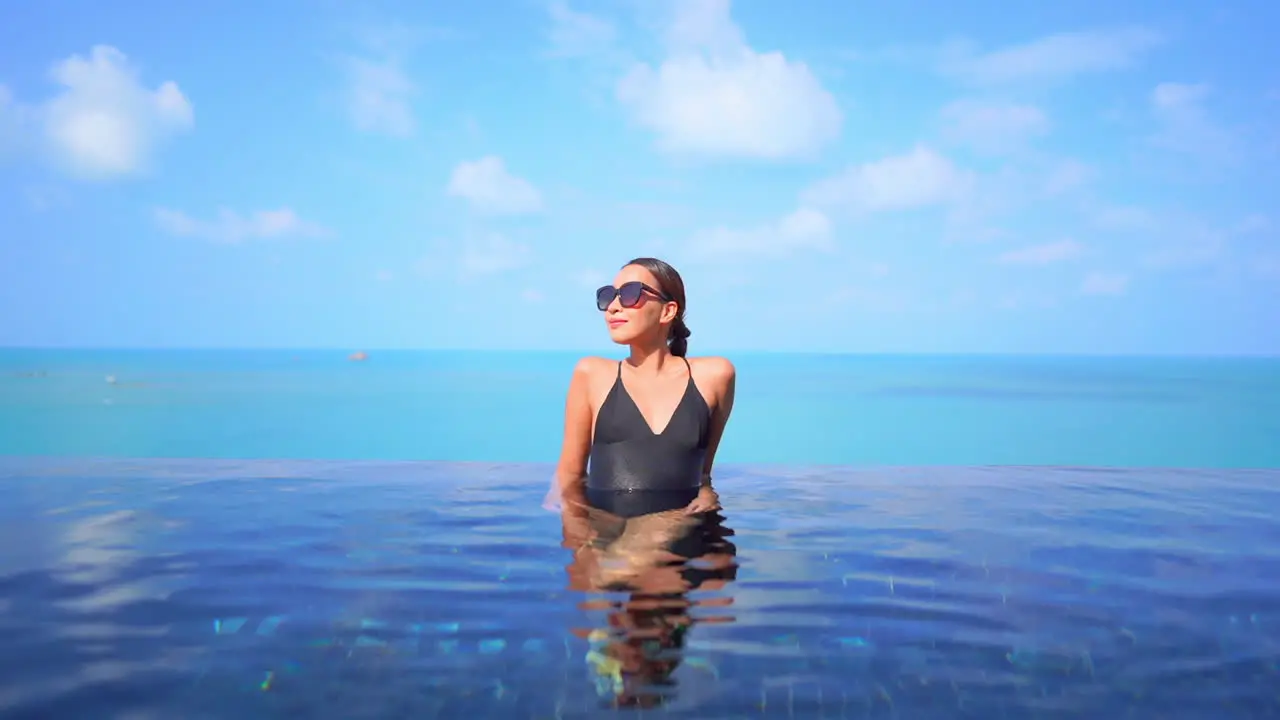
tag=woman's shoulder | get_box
[689,355,736,383]
[569,355,616,378]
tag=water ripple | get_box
[1,458,1279,718]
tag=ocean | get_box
[2,349,1279,718]
[4,349,1278,466]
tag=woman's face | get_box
[602,265,675,346]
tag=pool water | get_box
[2,458,1279,718]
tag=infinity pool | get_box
[2,458,1278,718]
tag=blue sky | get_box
[1,0,1277,354]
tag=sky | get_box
[0,0,1277,355]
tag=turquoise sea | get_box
[4,349,1279,466]
[2,349,1280,718]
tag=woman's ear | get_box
[662,302,679,323]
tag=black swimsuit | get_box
[586,358,710,518]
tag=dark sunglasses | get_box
[596,281,672,311]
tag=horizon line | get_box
[1,345,1277,359]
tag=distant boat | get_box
[348,351,368,362]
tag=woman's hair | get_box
[623,257,690,357]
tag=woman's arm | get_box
[555,357,596,507]
[700,357,737,486]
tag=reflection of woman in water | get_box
[550,257,739,706]
[565,512,739,707]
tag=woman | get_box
[552,257,737,580]
[551,257,739,707]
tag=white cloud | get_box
[941,27,1162,86]
[34,46,193,180]
[1234,214,1270,234]
[615,0,841,160]
[459,233,532,276]
[547,1,616,58]
[1148,82,1237,163]
[1043,159,1092,195]
[1151,81,1208,111]
[939,99,1049,154]
[1141,229,1226,269]
[446,156,543,214]
[997,239,1082,265]
[345,57,416,136]
[575,268,607,289]
[1089,204,1158,232]
[690,207,833,258]
[153,207,330,244]
[340,21,439,137]
[801,145,974,214]
[1081,271,1129,296]
[1087,208,1254,274]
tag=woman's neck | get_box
[625,342,673,375]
